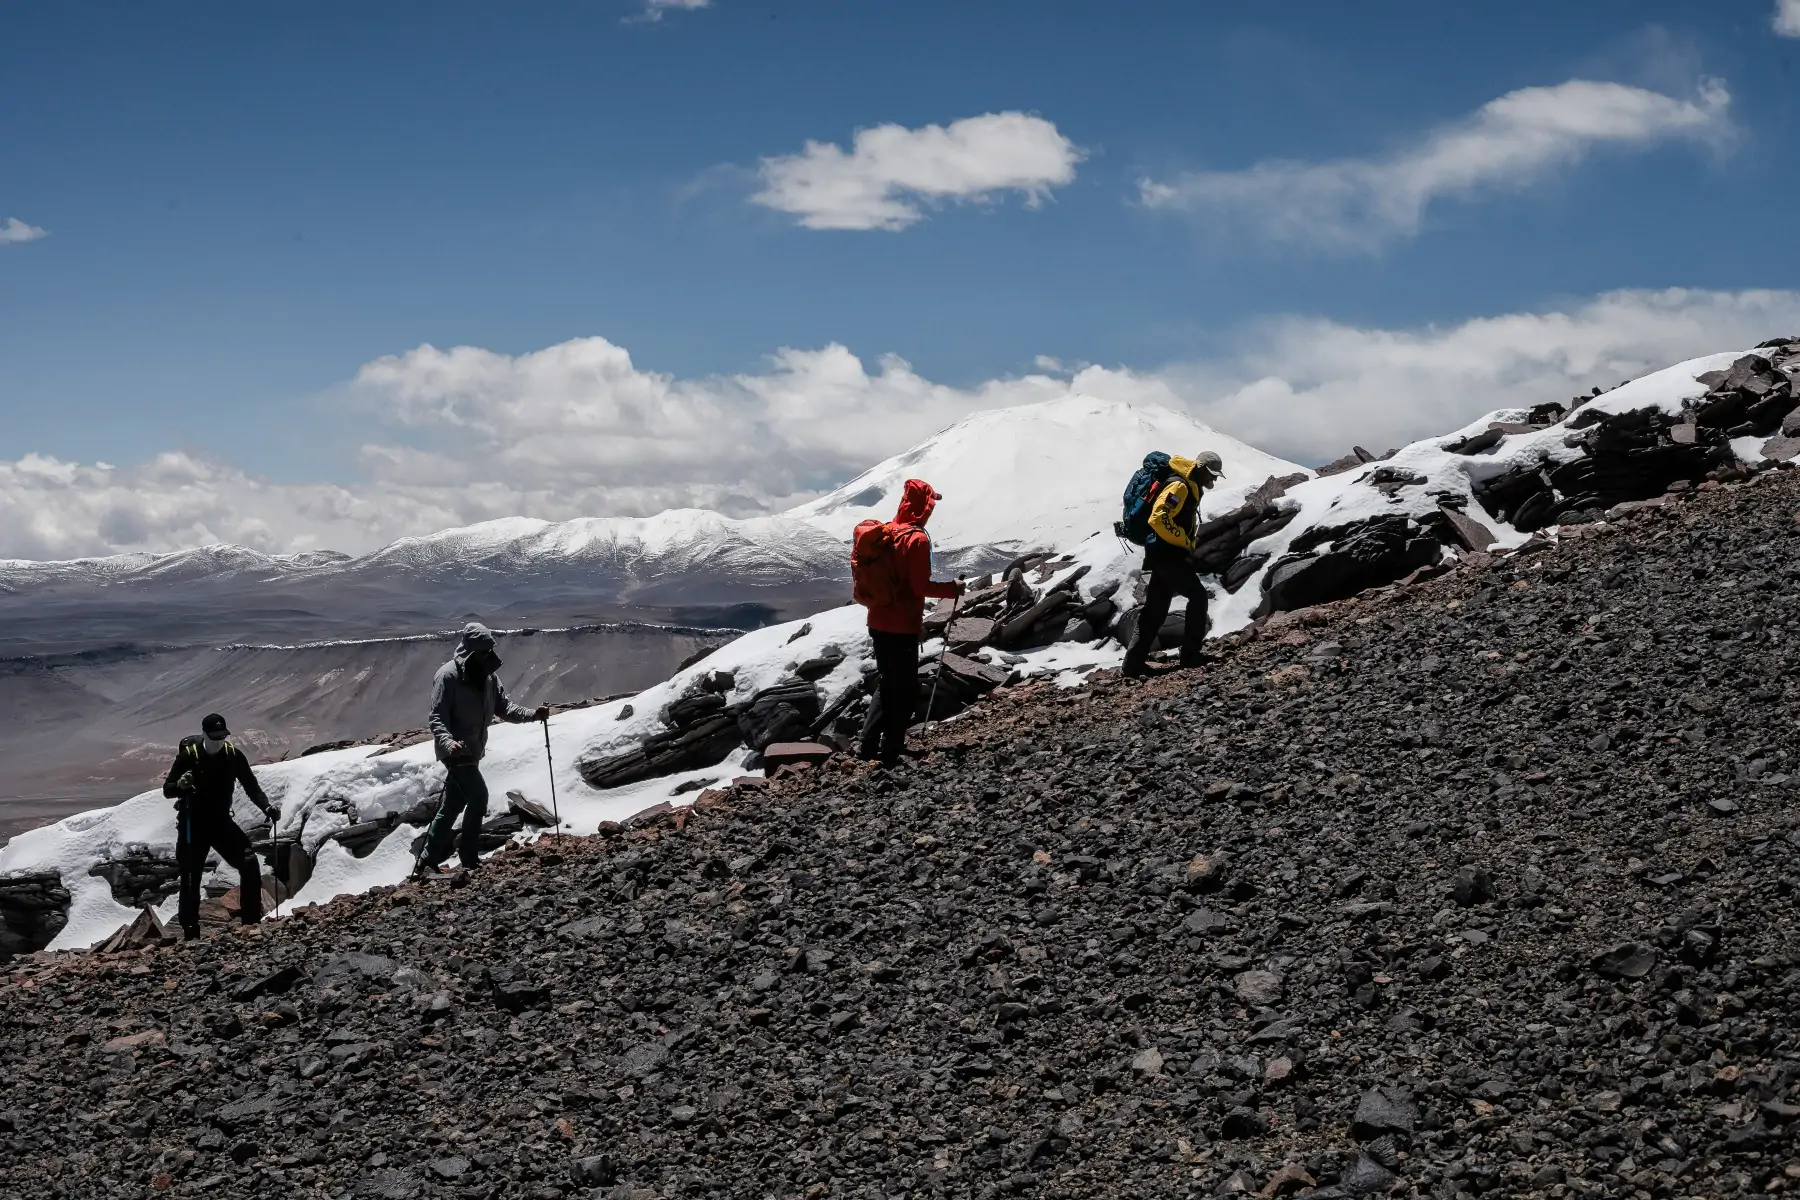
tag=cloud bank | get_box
[1140,79,1732,250]
[0,217,47,246]
[752,112,1083,231]
[4,288,1797,561]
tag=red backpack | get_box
[851,520,906,609]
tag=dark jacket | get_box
[162,737,271,816]
[866,479,961,636]
[429,625,533,764]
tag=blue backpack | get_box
[1117,451,1174,545]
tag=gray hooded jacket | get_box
[428,623,533,764]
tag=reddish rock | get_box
[763,742,834,775]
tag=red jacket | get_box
[867,479,960,636]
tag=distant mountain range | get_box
[0,396,1293,655]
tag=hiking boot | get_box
[1121,659,1150,679]
[411,860,444,881]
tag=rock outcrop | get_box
[0,872,69,959]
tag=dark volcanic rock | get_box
[0,872,70,960]
[1256,514,1443,617]
[13,466,1800,1197]
[1350,1086,1416,1139]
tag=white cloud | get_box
[629,0,709,23]
[752,112,1083,231]
[1159,287,1800,463]
[1141,79,1732,251]
[3,288,1797,560]
[0,217,47,246]
[1776,0,1800,36]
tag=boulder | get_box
[87,853,182,908]
[1078,596,1117,626]
[504,791,557,828]
[665,692,728,727]
[735,680,822,752]
[696,669,735,694]
[791,650,845,681]
[1446,427,1505,456]
[916,653,1008,720]
[1438,505,1495,552]
[946,617,997,649]
[1351,1087,1417,1139]
[1059,618,1097,643]
[93,906,170,954]
[1220,553,1269,593]
[762,743,834,774]
[997,590,1072,648]
[1256,516,1441,618]
[0,872,71,961]
[577,709,744,790]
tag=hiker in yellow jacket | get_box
[1124,452,1222,678]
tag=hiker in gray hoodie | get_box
[416,623,548,876]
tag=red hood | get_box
[894,479,938,527]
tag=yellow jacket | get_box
[1148,456,1199,551]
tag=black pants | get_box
[1125,558,1209,670]
[423,762,490,869]
[176,806,262,937]
[859,631,920,765]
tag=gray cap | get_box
[1194,451,1224,478]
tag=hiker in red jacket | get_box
[855,479,964,766]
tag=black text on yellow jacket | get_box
[162,736,270,814]
[1146,456,1202,559]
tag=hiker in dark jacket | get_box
[858,479,963,766]
[416,622,548,876]
[1123,451,1222,679]
[162,712,277,939]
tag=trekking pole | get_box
[924,581,965,734]
[542,717,562,841]
[274,807,308,921]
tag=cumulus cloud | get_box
[629,0,709,22]
[1777,0,1800,36]
[1161,287,1800,463]
[351,336,1069,505]
[1140,79,1732,251]
[4,288,1798,560]
[0,217,47,246]
[752,112,1083,231]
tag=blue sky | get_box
[2,1,1799,558]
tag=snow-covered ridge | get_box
[790,393,1304,555]
[6,346,1796,953]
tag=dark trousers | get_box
[176,807,262,937]
[1125,558,1209,670]
[859,630,920,765]
[423,762,490,868]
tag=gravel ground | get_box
[6,471,1800,1200]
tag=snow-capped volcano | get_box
[789,394,1305,555]
[0,395,1299,651]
